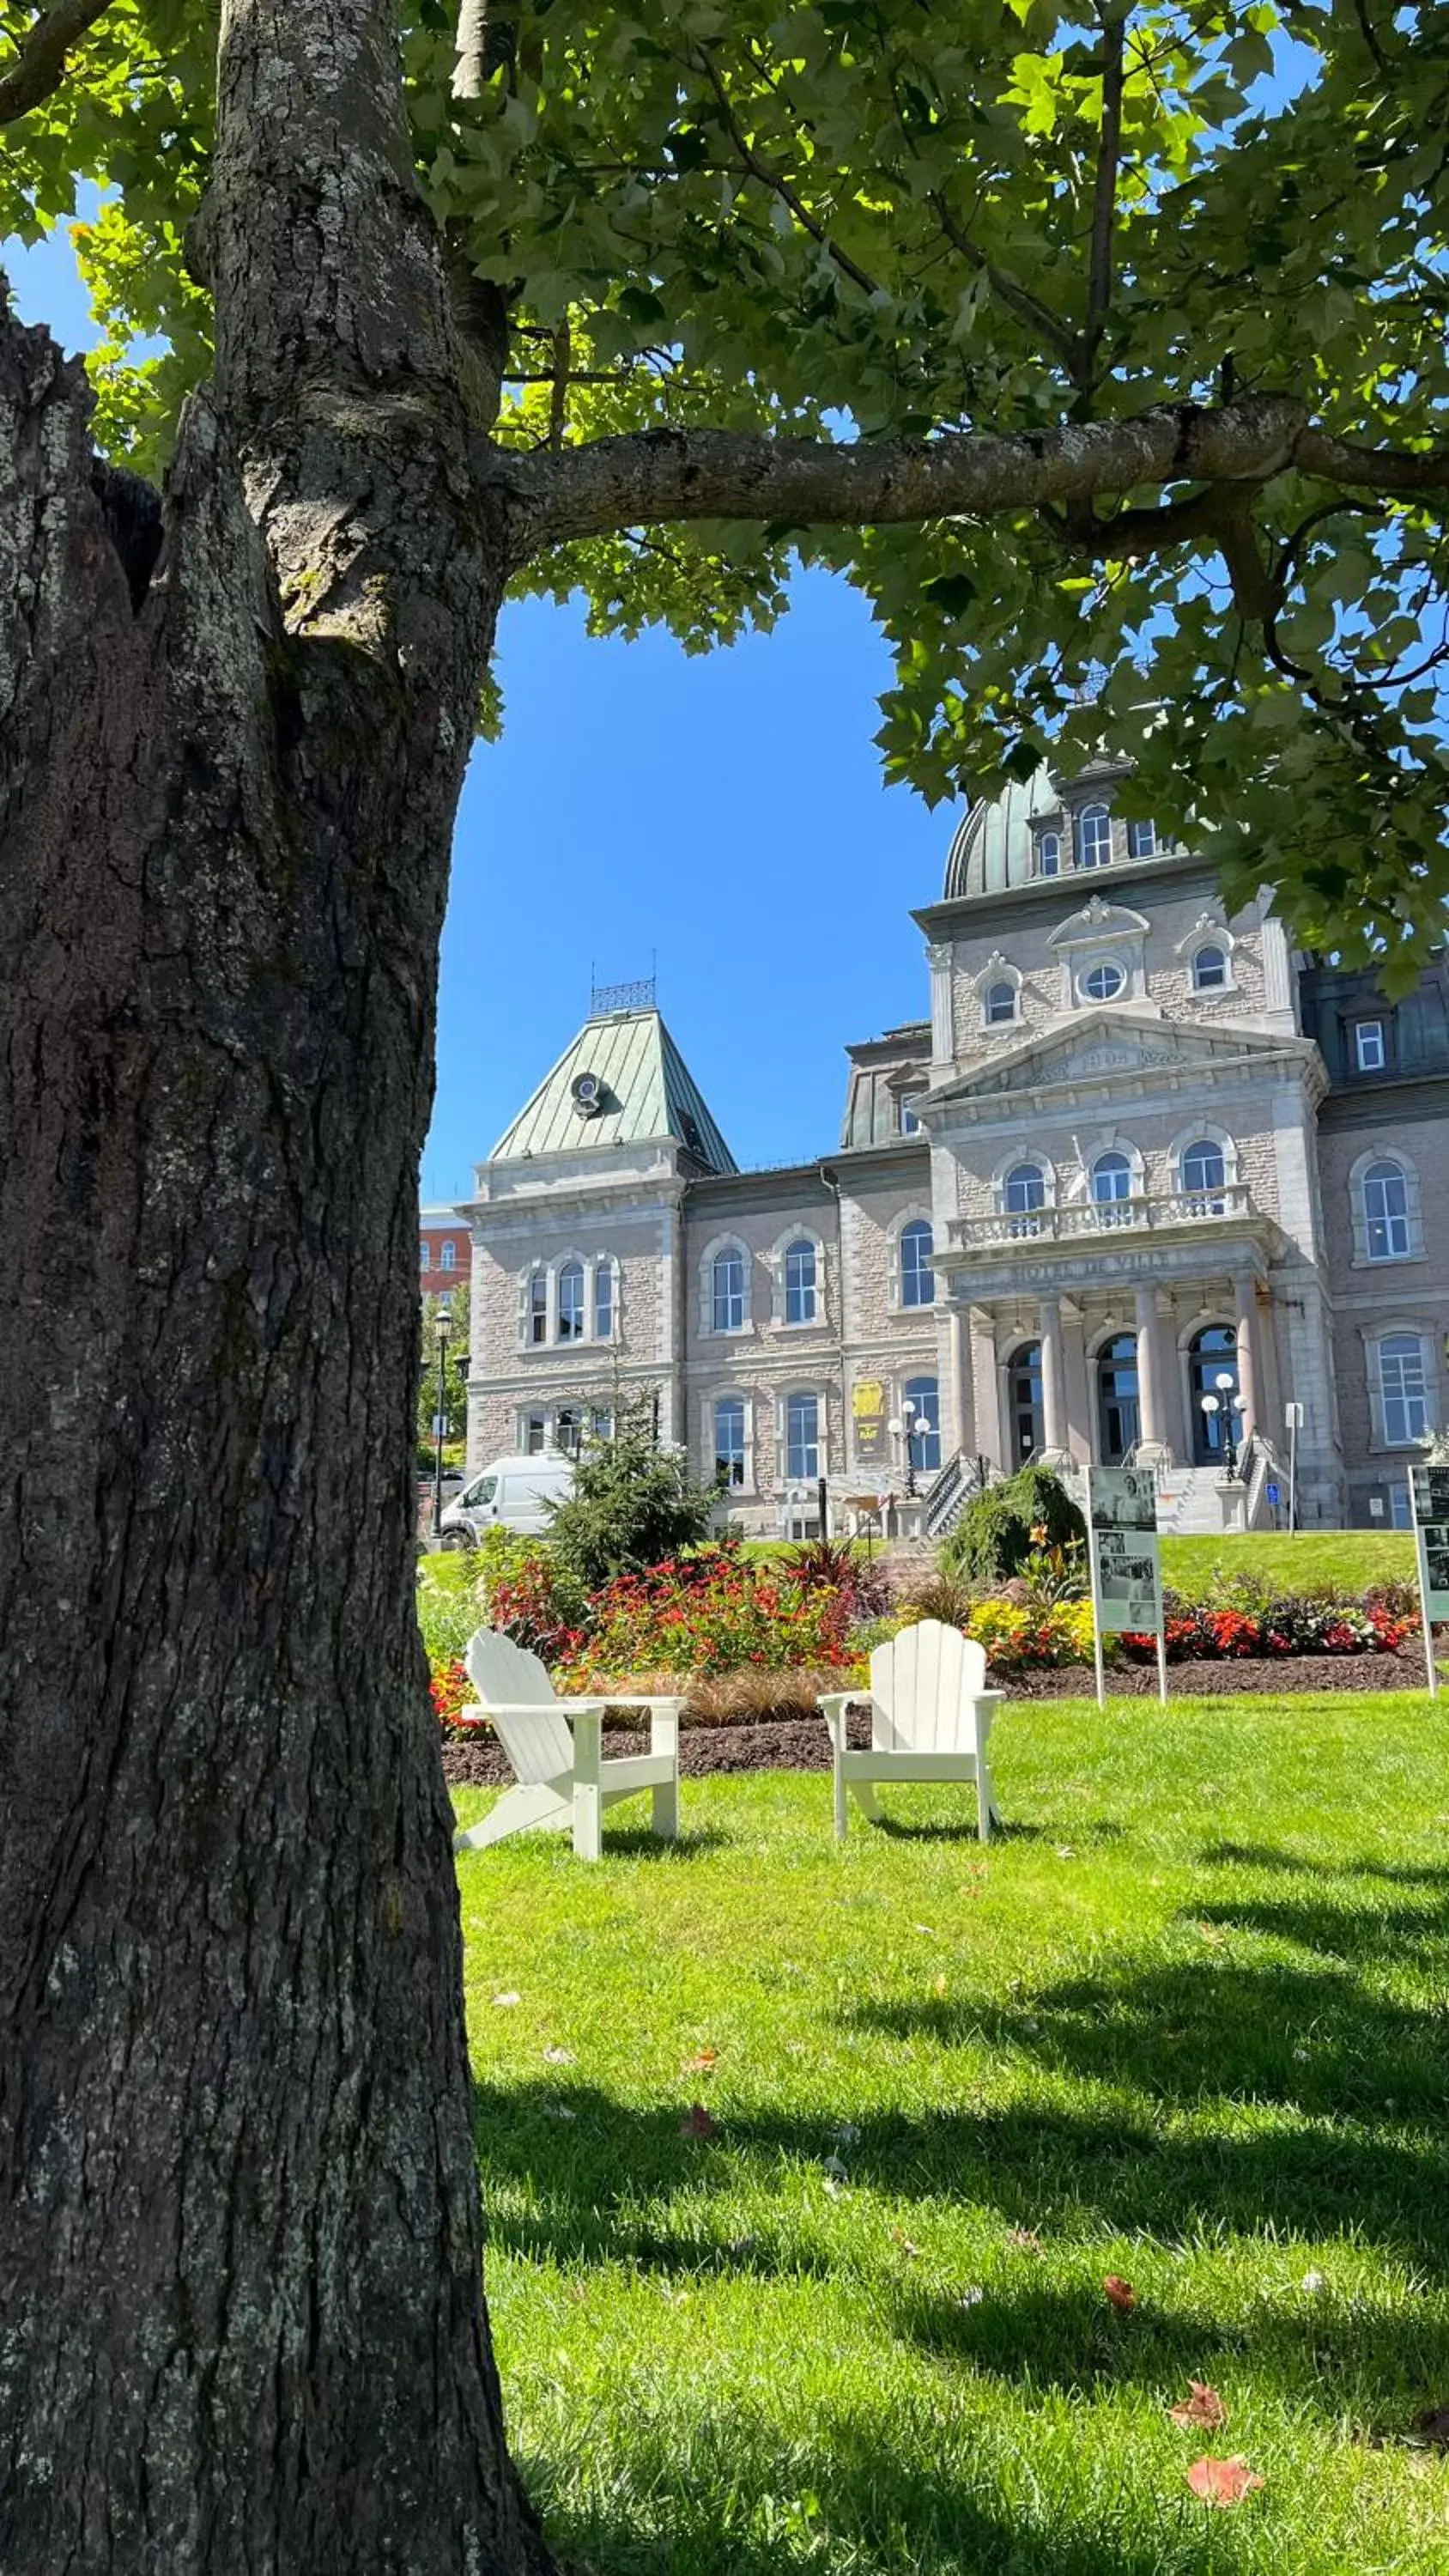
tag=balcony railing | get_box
[948,1186,1252,1249]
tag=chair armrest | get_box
[472,1698,610,1717]
[816,1692,861,1749]
[596,1694,688,1713]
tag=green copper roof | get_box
[489,1010,737,1172]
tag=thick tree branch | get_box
[452,0,488,102]
[0,0,112,122]
[501,398,1316,552]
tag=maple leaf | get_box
[1102,2275,1137,2312]
[1169,2382,1228,2431]
[678,2103,718,2141]
[1186,2457,1264,2507]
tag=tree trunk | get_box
[0,5,551,2562]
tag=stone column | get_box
[1062,1303,1091,1463]
[970,1305,1003,1468]
[1234,1272,1260,1440]
[944,1301,974,1458]
[1134,1283,1165,1454]
[1040,1291,1068,1459]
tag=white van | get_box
[440,1451,575,1547]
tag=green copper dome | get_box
[943,768,1065,899]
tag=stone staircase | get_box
[1155,1463,1241,1534]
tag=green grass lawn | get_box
[454,1690,1449,2575]
[1161,1532,1416,1596]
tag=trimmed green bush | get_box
[942,1464,1085,1584]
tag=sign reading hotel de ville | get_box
[852,1379,888,1467]
[1088,1468,1163,1631]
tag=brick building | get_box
[440,762,1449,1534]
[419,1205,470,1297]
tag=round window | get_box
[1081,958,1126,1003]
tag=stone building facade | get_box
[451,762,1449,1532]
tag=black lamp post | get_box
[430,1309,451,1542]
[1215,1370,1240,1478]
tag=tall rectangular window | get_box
[784,1240,817,1324]
[712,1248,745,1333]
[523,1411,547,1455]
[557,1261,585,1341]
[1076,804,1112,868]
[528,1272,548,1345]
[1355,1019,1386,1072]
[900,1220,935,1308]
[594,1260,614,1340]
[1378,1335,1429,1446]
[714,1395,746,1488]
[786,1392,820,1480]
[1126,818,1156,858]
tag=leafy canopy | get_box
[3,0,1447,959]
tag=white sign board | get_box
[1410,1465,1449,1698]
[1087,1467,1167,1704]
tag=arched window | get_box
[440,1239,457,1271]
[1180,1138,1227,1210]
[900,1218,935,1309]
[1377,1334,1429,1444]
[1363,1159,1410,1261]
[594,1258,615,1340]
[1008,1342,1044,1463]
[557,1260,585,1342]
[1003,1163,1046,1237]
[986,980,1018,1024]
[786,1391,820,1479]
[1091,1150,1133,1210]
[1097,1334,1140,1462]
[1037,830,1061,878]
[1076,803,1112,869]
[903,1375,941,1474]
[419,1241,430,1272]
[1126,818,1156,859]
[1191,944,1228,992]
[1081,958,1125,1003]
[527,1268,548,1345]
[712,1246,746,1332]
[1190,1325,1240,1462]
[713,1394,746,1488]
[785,1238,818,1325]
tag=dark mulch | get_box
[441,1648,1428,1786]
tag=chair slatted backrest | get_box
[868,1619,990,1753]
[465,1630,575,1784]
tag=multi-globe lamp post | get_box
[888,1394,935,1499]
[1198,1370,1242,1479]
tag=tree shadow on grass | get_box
[892,2275,1449,2444]
[1202,1839,1449,1889]
[525,2406,1204,2576]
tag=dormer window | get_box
[900,1092,925,1135]
[1037,829,1061,878]
[1355,1018,1386,1072]
[1126,818,1156,858]
[1076,804,1112,869]
[1080,957,1126,1003]
[985,981,1017,1024]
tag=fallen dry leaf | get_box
[491,1991,521,2008]
[678,2103,718,2141]
[931,1972,949,1998]
[542,2044,576,2065]
[1197,1922,1228,1947]
[1186,2457,1264,2507]
[1102,2275,1137,2312]
[1169,2382,1228,2432]
[1006,2228,1043,2256]
[684,2046,718,2073]
[1416,2404,1449,2448]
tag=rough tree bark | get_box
[0,3,549,2569]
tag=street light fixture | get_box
[1214,1370,1241,1479]
[889,1396,935,1498]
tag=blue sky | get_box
[3,227,955,1202]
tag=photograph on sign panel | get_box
[1418,1467,1449,1526]
[1424,1534,1449,1601]
[1090,1467,1158,1534]
[1094,1529,1160,1630]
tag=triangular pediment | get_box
[1048,895,1150,949]
[930,1008,1307,1104]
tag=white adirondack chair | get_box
[817,1619,1003,1842]
[454,1629,685,1861]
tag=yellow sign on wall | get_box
[852,1378,887,1465]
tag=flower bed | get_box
[423,1545,1418,1735]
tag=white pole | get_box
[1287,1402,1300,1535]
[1155,1608,1169,1707]
[1410,1469,1440,1701]
[1086,1470,1107,1710]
